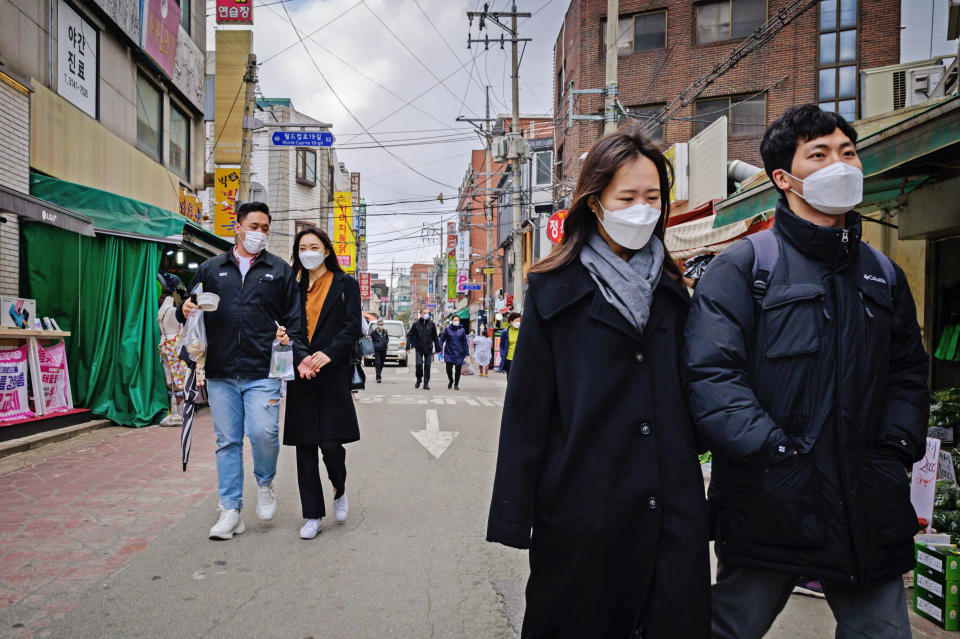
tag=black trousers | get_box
[445,361,462,386]
[503,358,512,377]
[295,441,347,519]
[374,350,386,379]
[415,350,432,384]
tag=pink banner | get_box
[140,0,180,78]
[38,342,72,414]
[0,346,33,422]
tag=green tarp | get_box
[20,223,168,427]
[30,173,185,240]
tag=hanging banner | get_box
[214,168,240,236]
[333,191,355,274]
[139,0,180,78]
[179,190,201,224]
[0,346,33,422]
[38,342,72,414]
[216,0,253,24]
[447,253,457,301]
[57,0,99,119]
[214,30,252,164]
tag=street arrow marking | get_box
[411,409,459,459]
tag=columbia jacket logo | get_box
[863,274,887,284]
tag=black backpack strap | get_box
[746,231,780,303]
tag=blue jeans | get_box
[206,378,283,511]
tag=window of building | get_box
[169,103,190,180]
[818,0,857,121]
[180,0,190,34]
[627,104,665,142]
[694,94,766,137]
[601,11,667,56]
[136,72,162,162]
[534,151,553,186]
[297,148,317,186]
[697,0,766,44]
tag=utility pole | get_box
[238,53,258,203]
[603,0,619,135]
[467,2,531,311]
[484,86,494,327]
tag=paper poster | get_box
[0,346,34,422]
[941,450,958,484]
[913,437,942,531]
[38,342,72,414]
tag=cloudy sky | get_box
[208,0,565,277]
[207,0,956,277]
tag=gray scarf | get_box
[579,232,664,334]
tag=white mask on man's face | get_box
[238,226,269,254]
[783,162,863,216]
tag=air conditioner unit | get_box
[492,136,510,162]
[906,65,946,107]
[861,58,948,118]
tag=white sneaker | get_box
[333,494,349,523]
[299,518,322,539]
[209,508,245,540]
[256,484,277,521]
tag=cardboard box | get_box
[0,297,37,329]
[915,586,960,630]
[916,566,960,606]
[917,543,960,581]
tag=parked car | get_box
[364,320,407,367]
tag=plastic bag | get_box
[177,283,207,366]
[360,336,374,357]
[269,339,295,381]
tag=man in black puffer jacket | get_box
[406,308,440,390]
[684,106,928,638]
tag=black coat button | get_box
[647,497,658,510]
[640,423,651,435]
[634,352,645,363]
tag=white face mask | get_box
[596,200,661,250]
[239,228,268,254]
[452,320,460,327]
[422,313,430,321]
[511,321,520,329]
[784,162,863,216]
[299,250,325,271]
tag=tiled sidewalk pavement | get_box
[0,410,219,638]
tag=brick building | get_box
[554,0,901,193]
[410,263,433,312]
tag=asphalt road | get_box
[0,361,950,638]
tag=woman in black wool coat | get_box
[486,125,710,639]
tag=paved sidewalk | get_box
[0,412,220,637]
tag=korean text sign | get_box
[139,0,180,78]
[334,192,355,274]
[214,168,240,237]
[57,0,98,118]
[216,0,253,24]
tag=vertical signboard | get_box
[216,0,254,24]
[359,272,371,299]
[334,191,355,274]
[179,190,201,224]
[214,30,252,164]
[447,254,457,301]
[139,0,180,78]
[57,0,98,119]
[214,168,240,236]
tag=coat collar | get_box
[531,260,688,342]
[306,270,346,339]
[774,199,862,266]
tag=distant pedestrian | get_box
[474,327,492,377]
[283,227,362,540]
[439,316,469,390]
[370,318,389,383]
[406,308,440,390]
[486,125,710,638]
[496,312,521,377]
[178,202,310,541]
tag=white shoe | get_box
[209,508,246,540]
[299,518,322,539]
[333,494,349,523]
[256,484,277,521]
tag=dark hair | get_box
[530,123,680,277]
[237,201,271,224]
[506,312,521,322]
[760,104,859,195]
[290,226,342,280]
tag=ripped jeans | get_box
[206,378,283,511]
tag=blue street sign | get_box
[271,131,335,147]
[462,284,483,291]
[426,303,438,308]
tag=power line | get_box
[259,0,365,65]
[278,2,456,189]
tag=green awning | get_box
[30,172,185,241]
[713,94,960,228]
[454,307,470,320]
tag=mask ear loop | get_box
[779,170,806,202]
